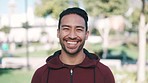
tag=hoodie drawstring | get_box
[94,67,96,83]
[70,69,73,83]
[46,68,50,83]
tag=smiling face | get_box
[57,14,89,56]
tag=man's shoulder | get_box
[31,64,48,83]
[96,61,115,82]
[34,64,48,75]
[97,61,110,70]
[96,61,113,75]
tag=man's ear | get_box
[57,29,60,38]
[85,31,89,40]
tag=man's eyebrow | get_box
[61,25,70,27]
[76,26,85,29]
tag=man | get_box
[31,7,115,83]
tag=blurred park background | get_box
[0,0,148,83]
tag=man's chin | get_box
[65,48,79,56]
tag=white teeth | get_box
[67,41,77,44]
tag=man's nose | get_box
[68,29,77,39]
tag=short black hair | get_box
[58,7,88,31]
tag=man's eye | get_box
[76,28,83,31]
[62,27,69,31]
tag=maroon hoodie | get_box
[31,49,115,83]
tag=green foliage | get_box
[22,22,30,29]
[35,0,79,18]
[128,1,148,28]
[0,26,10,34]
[91,28,100,36]
[144,1,148,22]
[113,70,137,83]
[129,9,141,27]
[35,0,128,18]
[83,0,128,17]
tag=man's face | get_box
[57,14,89,56]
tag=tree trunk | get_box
[102,28,109,58]
[137,13,146,83]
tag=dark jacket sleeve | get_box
[97,62,115,83]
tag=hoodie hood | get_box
[46,49,100,69]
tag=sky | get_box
[0,0,36,14]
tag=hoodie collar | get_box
[46,49,100,69]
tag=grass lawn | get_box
[0,68,34,83]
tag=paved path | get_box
[1,57,47,70]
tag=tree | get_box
[83,0,128,17]
[35,0,79,18]
[0,26,10,34]
[137,0,148,82]
[83,0,128,58]
[0,26,10,42]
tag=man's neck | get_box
[59,51,85,65]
